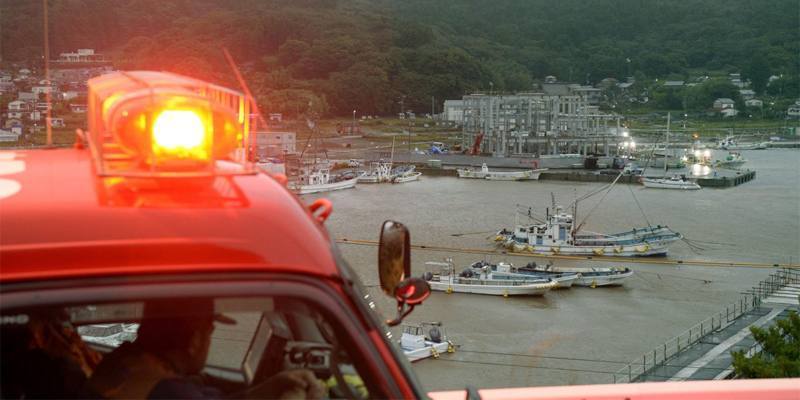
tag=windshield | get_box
[1,0,798,396]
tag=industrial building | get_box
[457,81,623,157]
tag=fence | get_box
[612,267,800,383]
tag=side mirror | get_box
[378,220,429,327]
[378,220,410,296]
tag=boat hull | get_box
[427,279,554,296]
[403,341,451,362]
[641,178,701,190]
[458,169,545,180]
[392,172,422,183]
[540,267,633,287]
[295,175,359,194]
[499,239,671,257]
[491,271,578,288]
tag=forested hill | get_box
[1,0,797,116]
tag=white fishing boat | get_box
[473,261,579,289]
[399,322,455,362]
[392,171,422,183]
[358,161,393,183]
[495,199,683,257]
[457,163,546,181]
[523,263,633,287]
[641,113,701,190]
[641,174,701,190]
[714,152,747,169]
[423,259,556,296]
[293,167,362,194]
[716,136,768,150]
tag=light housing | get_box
[87,71,253,177]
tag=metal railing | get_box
[612,267,799,383]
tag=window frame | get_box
[1,272,404,399]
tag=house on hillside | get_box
[739,89,755,100]
[713,98,735,110]
[745,99,763,108]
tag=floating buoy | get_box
[446,286,453,294]
[591,279,597,288]
[614,246,623,254]
[551,246,560,254]
[593,248,604,256]
[447,342,456,353]
[432,347,440,359]
[525,245,534,253]
[503,290,509,298]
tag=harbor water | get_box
[305,149,800,390]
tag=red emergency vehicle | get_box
[0,71,430,399]
[1,71,797,399]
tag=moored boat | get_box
[399,322,455,362]
[293,168,362,194]
[521,262,633,287]
[423,259,556,296]
[641,175,701,190]
[470,261,579,289]
[457,163,546,181]
[714,152,747,169]
[495,204,682,257]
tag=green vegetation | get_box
[1,0,798,117]
[732,311,800,378]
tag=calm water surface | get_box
[306,149,800,390]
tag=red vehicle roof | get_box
[0,148,338,282]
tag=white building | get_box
[442,100,465,123]
[745,99,763,108]
[739,89,755,100]
[713,98,736,110]
[253,131,297,159]
[0,128,21,142]
[788,102,800,118]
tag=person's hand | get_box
[251,369,326,400]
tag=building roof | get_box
[0,148,339,282]
[715,98,735,103]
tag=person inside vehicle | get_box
[87,298,325,399]
[1,309,102,399]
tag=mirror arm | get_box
[385,301,416,327]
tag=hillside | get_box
[1,0,797,116]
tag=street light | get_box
[352,109,356,134]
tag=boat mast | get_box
[664,112,670,176]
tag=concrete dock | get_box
[613,269,800,383]
[415,166,756,188]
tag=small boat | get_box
[716,136,767,150]
[358,161,393,183]
[472,261,579,289]
[457,163,546,181]
[521,262,633,287]
[423,259,556,296]
[293,168,362,194]
[391,165,422,183]
[392,171,422,183]
[399,322,455,362]
[714,152,747,169]
[641,174,701,190]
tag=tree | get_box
[744,53,772,94]
[732,311,800,378]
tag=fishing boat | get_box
[292,167,362,194]
[399,322,455,362]
[358,161,393,183]
[641,113,702,190]
[391,165,422,183]
[423,259,556,296]
[472,261,579,289]
[457,163,546,181]
[520,262,633,287]
[641,174,701,190]
[716,136,768,150]
[714,152,747,169]
[495,200,683,257]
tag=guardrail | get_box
[612,267,800,383]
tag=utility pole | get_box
[431,96,435,118]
